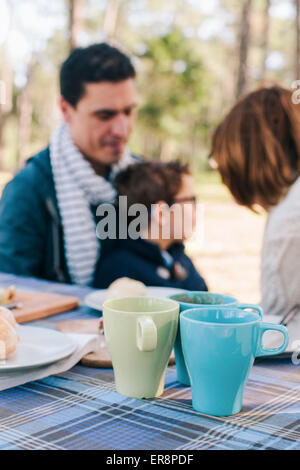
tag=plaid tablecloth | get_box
[0,272,299,451]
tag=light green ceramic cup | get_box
[102,296,180,399]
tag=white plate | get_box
[84,286,186,311]
[0,326,77,372]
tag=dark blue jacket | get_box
[0,148,72,282]
[94,237,208,291]
[0,147,116,284]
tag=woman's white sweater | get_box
[261,177,300,318]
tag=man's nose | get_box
[110,114,130,138]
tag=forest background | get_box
[1,0,300,303]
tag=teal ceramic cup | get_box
[180,307,289,416]
[169,291,263,386]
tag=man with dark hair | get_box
[0,43,138,285]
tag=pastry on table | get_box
[106,277,147,300]
[0,307,19,359]
[0,285,16,305]
[0,306,18,329]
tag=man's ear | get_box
[59,96,73,123]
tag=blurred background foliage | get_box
[0,0,300,177]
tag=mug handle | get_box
[238,303,263,319]
[255,322,289,357]
[136,316,157,352]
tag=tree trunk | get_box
[17,57,36,168]
[0,0,14,169]
[0,59,13,168]
[69,0,84,51]
[159,139,172,162]
[236,0,253,99]
[296,0,300,79]
[260,0,271,82]
[103,0,120,40]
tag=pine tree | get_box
[236,0,253,99]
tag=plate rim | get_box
[0,325,77,371]
[84,286,186,311]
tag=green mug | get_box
[102,296,179,398]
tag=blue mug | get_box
[180,307,289,417]
[169,291,263,386]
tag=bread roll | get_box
[107,277,147,299]
[0,306,17,330]
[0,285,16,304]
[0,316,19,358]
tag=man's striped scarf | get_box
[49,121,135,286]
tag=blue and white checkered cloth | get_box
[0,273,299,450]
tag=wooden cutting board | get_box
[9,290,79,323]
[56,318,176,368]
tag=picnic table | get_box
[0,272,299,451]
